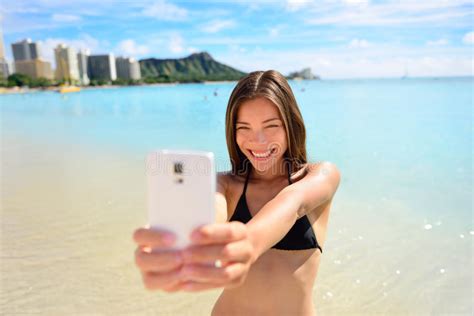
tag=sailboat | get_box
[401,65,408,80]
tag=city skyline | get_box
[1,0,473,79]
[6,38,141,83]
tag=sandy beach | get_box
[0,80,237,95]
[1,79,472,315]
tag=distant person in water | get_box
[133,70,341,315]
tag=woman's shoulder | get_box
[294,161,339,180]
[217,170,246,193]
[301,161,341,187]
[305,161,339,173]
[217,171,245,184]
[300,160,338,170]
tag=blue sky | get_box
[1,0,473,79]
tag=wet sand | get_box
[1,132,472,315]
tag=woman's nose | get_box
[252,130,267,144]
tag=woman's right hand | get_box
[133,226,184,292]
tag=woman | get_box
[133,70,341,315]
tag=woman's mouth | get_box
[248,147,277,160]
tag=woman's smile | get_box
[235,97,288,175]
[247,147,277,160]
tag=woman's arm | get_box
[247,161,341,261]
[175,164,340,290]
[283,161,341,220]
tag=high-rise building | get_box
[11,39,41,61]
[29,42,40,59]
[11,38,51,80]
[14,59,53,79]
[0,29,5,60]
[115,57,141,80]
[54,43,79,82]
[77,49,90,85]
[0,28,9,79]
[88,54,117,81]
[0,61,8,79]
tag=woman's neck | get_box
[249,159,289,183]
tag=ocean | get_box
[1,77,472,315]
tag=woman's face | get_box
[235,97,288,173]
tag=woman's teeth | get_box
[250,148,275,158]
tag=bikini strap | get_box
[242,166,251,195]
[287,161,292,185]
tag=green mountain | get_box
[139,52,247,83]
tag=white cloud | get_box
[305,1,472,26]
[307,10,470,26]
[268,24,287,38]
[216,45,473,79]
[286,0,314,12]
[187,47,199,54]
[342,0,369,6]
[349,38,370,48]
[116,39,149,57]
[316,57,332,67]
[426,39,448,46]
[462,31,474,44]
[129,32,198,57]
[200,20,236,33]
[142,0,188,21]
[228,44,247,53]
[269,28,279,38]
[169,34,184,53]
[51,14,81,22]
[39,34,101,68]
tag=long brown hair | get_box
[225,70,307,176]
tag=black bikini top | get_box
[229,163,323,252]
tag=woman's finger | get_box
[179,262,248,284]
[183,239,253,265]
[141,268,182,291]
[133,227,176,248]
[135,246,183,273]
[190,222,247,245]
[180,280,225,292]
[161,281,187,293]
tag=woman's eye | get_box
[237,126,249,130]
[266,125,279,128]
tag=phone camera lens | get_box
[174,162,183,174]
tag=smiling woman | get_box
[133,70,341,315]
[235,101,286,167]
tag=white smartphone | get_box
[146,149,216,249]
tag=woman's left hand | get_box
[179,221,255,292]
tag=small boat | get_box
[58,86,81,93]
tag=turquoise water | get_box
[1,78,472,314]
[2,78,472,219]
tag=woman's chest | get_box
[226,176,331,252]
[246,184,286,216]
[227,179,287,218]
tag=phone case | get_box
[146,149,216,249]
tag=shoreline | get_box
[1,76,472,95]
[0,82,179,95]
[0,80,241,95]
